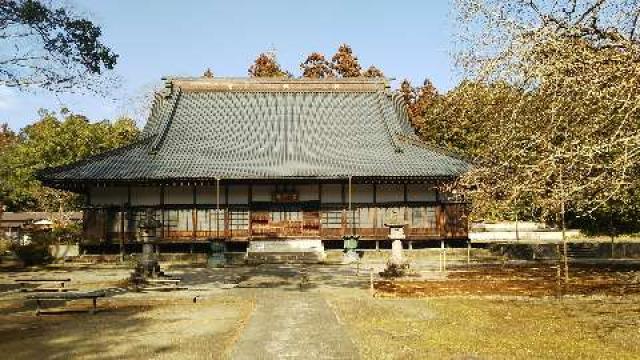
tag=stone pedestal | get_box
[343,235,360,264]
[208,241,226,268]
[390,239,404,265]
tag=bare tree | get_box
[0,0,118,92]
[453,0,640,282]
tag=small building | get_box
[0,212,83,241]
[38,77,470,252]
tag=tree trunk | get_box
[561,200,569,283]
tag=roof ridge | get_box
[170,78,388,93]
[375,92,404,154]
[36,137,154,182]
[394,133,474,163]
[149,88,182,154]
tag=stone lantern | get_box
[384,209,407,266]
[137,209,161,277]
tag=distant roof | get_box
[39,77,470,188]
[0,212,83,227]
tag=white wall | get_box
[164,186,193,205]
[90,186,127,206]
[196,185,226,205]
[90,183,437,207]
[130,186,161,206]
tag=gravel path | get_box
[231,287,359,359]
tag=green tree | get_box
[0,110,139,211]
[0,0,118,91]
[0,123,18,151]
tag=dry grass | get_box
[0,295,255,360]
[329,263,640,359]
[375,263,640,297]
[329,294,640,359]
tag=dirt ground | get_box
[0,266,254,359]
[0,261,639,359]
[375,262,640,297]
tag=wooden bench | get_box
[144,279,181,285]
[15,278,72,292]
[138,278,186,292]
[27,291,106,315]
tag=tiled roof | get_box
[39,78,470,185]
[1,212,83,222]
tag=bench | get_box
[144,279,181,285]
[15,278,72,292]
[27,291,106,315]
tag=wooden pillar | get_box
[403,183,408,212]
[435,189,444,237]
[216,178,220,239]
[119,202,125,261]
[192,185,197,240]
[224,185,229,238]
[248,184,253,239]
[160,185,165,240]
[123,185,131,258]
[373,183,378,237]
[348,176,354,235]
[341,183,346,236]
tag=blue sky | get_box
[1,0,457,130]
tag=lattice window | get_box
[321,210,343,229]
[164,209,192,232]
[377,207,405,228]
[410,207,437,229]
[230,210,249,230]
[196,209,222,231]
[357,207,375,228]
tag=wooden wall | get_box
[85,182,468,243]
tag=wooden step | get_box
[247,251,324,264]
